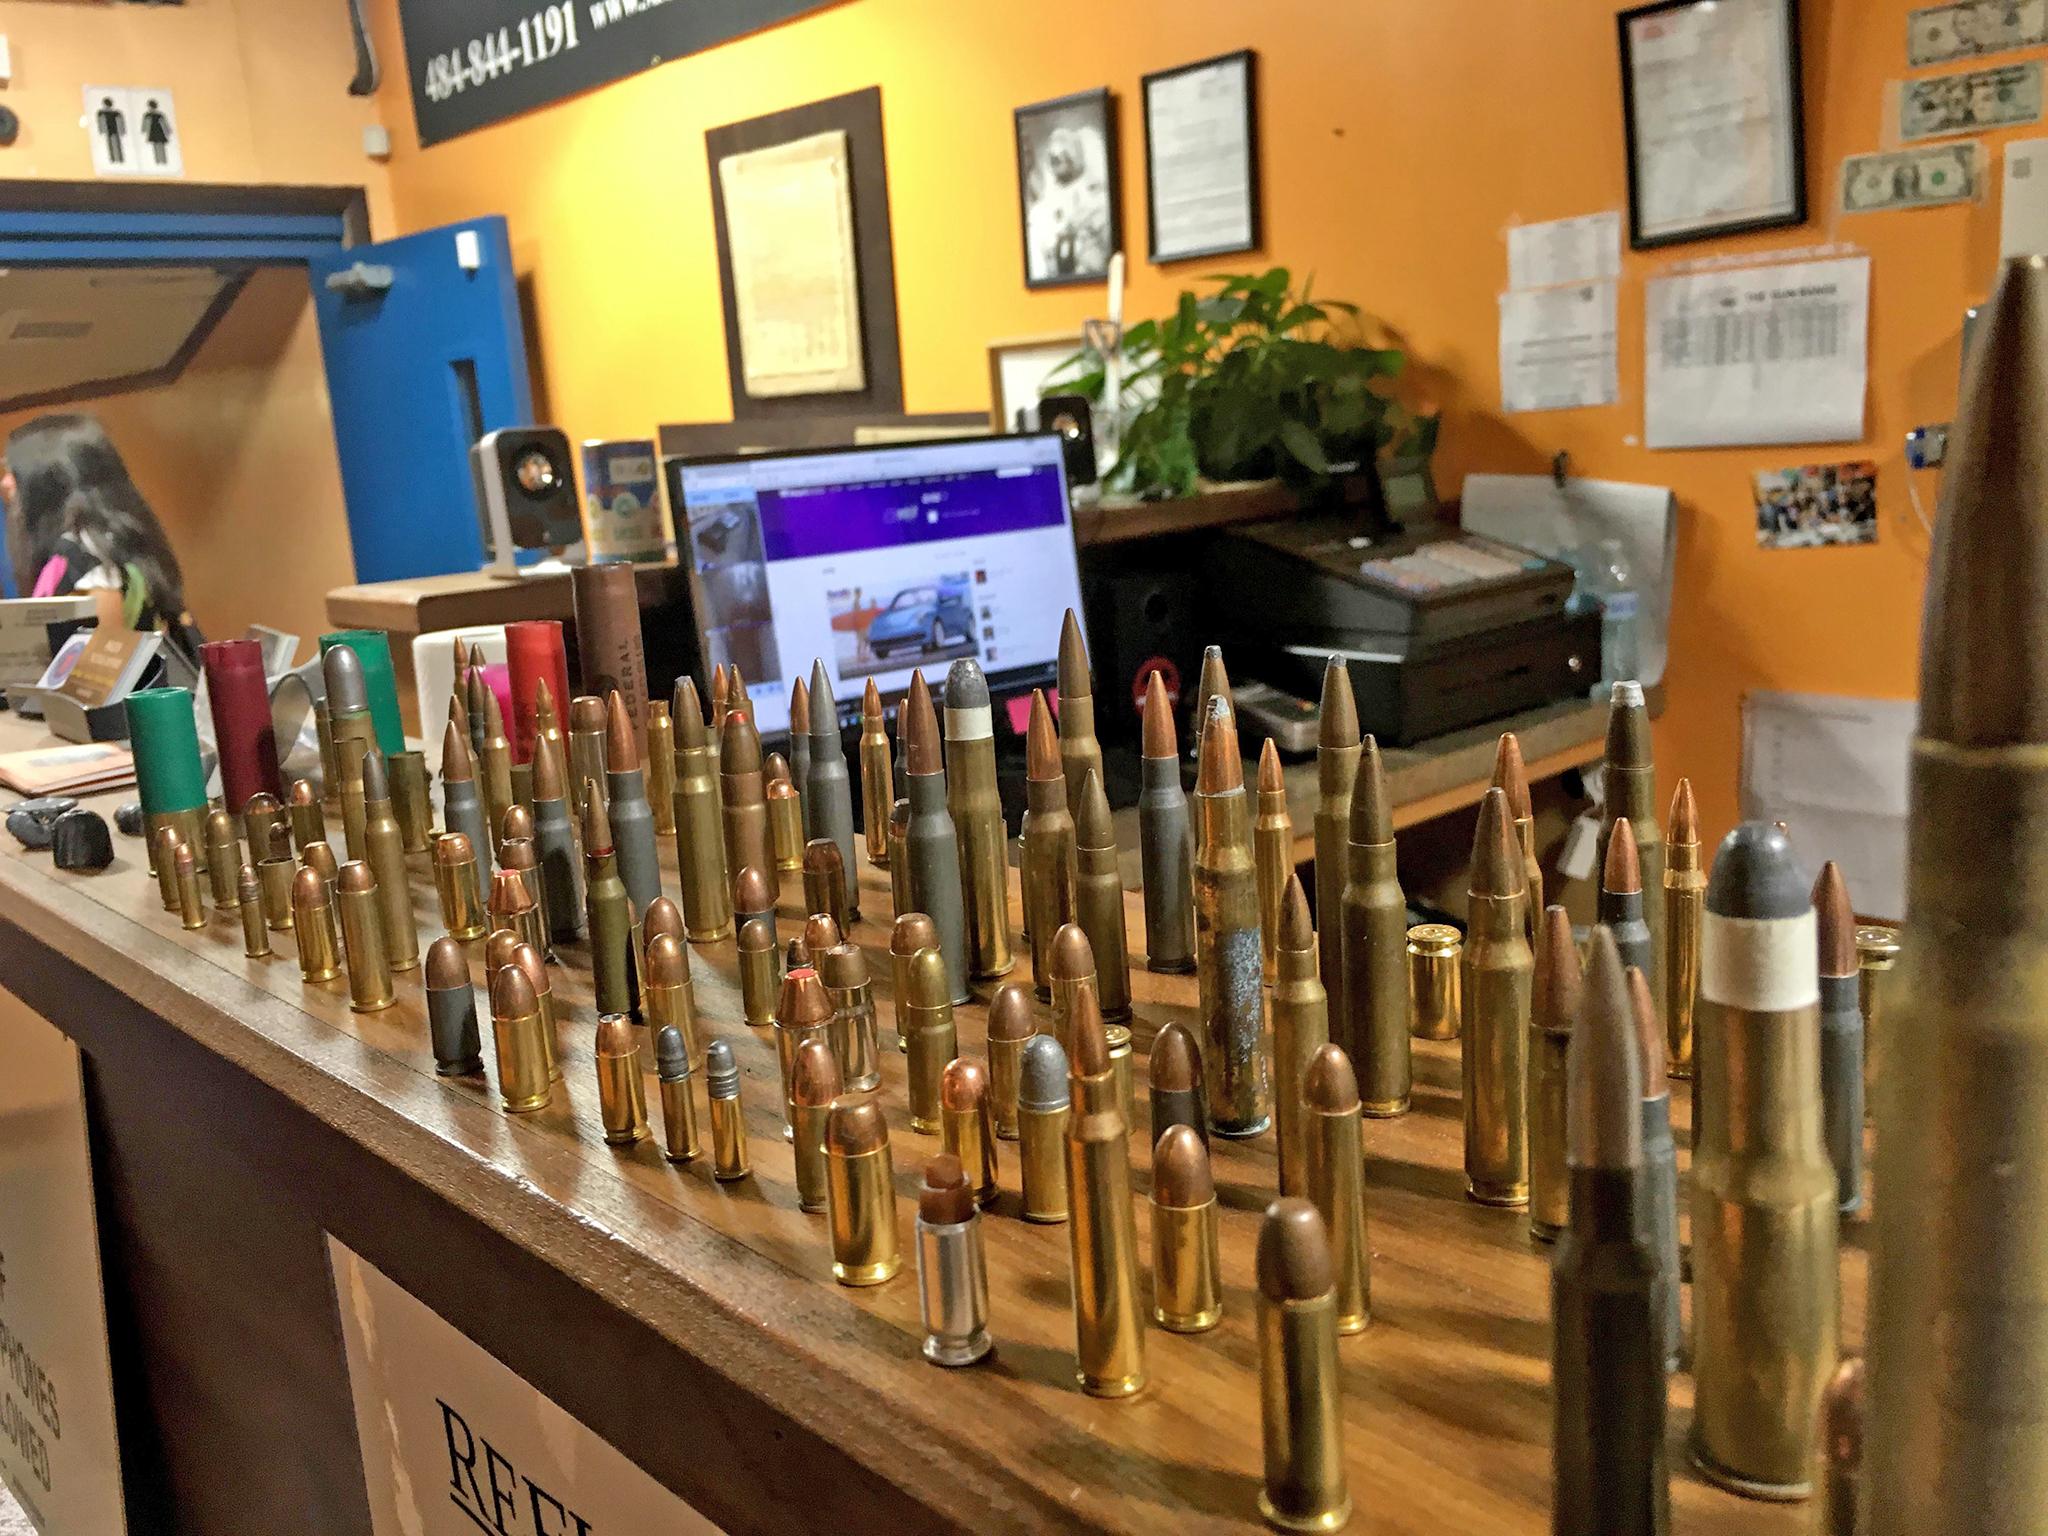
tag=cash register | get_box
[1212,513,1597,747]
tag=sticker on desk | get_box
[328,1237,725,1536]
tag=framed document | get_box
[1619,0,1807,248]
[1014,89,1122,289]
[1141,49,1260,263]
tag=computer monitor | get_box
[668,434,1087,737]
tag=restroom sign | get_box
[80,86,183,179]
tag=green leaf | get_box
[1278,419,1330,474]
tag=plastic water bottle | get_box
[1589,538,1641,699]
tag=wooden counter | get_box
[0,708,1846,1536]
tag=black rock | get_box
[114,801,145,837]
[7,796,80,850]
[51,809,115,873]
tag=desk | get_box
[0,703,1844,1535]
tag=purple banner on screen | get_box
[756,467,1067,562]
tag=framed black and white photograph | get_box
[1142,49,1260,264]
[1619,0,1806,248]
[1014,89,1121,289]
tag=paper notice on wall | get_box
[1499,282,1618,413]
[1740,689,1913,920]
[1644,255,1869,449]
[1507,212,1622,290]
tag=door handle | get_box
[324,262,394,300]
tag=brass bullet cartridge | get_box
[826,1095,900,1285]
[489,867,545,965]
[325,647,378,848]
[499,833,544,940]
[803,658,860,922]
[604,691,663,921]
[477,684,516,859]
[1048,921,1097,1060]
[313,701,338,807]
[733,862,777,946]
[1055,609,1106,813]
[1600,817,1653,985]
[1406,923,1461,1042]
[568,694,608,823]
[425,937,483,1076]
[791,1036,842,1213]
[488,964,552,1114]
[446,666,471,762]
[582,790,638,1020]
[1528,904,1582,1244]
[802,838,850,935]
[709,662,730,730]
[889,911,937,1053]
[1626,964,1683,1377]
[529,731,583,944]
[594,1013,650,1145]
[1074,769,1132,1022]
[773,965,835,1139]
[1340,735,1409,1116]
[431,833,487,940]
[903,946,958,1134]
[654,1024,701,1163]
[483,925,520,979]
[1854,922,1897,1114]
[301,837,339,906]
[204,809,243,909]
[360,753,419,972]
[798,905,836,954]
[1812,861,1863,1214]
[645,700,677,836]
[237,867,269,957]
[1692,822,1836,1499]
[902,672,968,1000]
[766,762,804,873]
[737,915,780,1029]
[1254,739,1292,984]
[888,796,913,915]
[1599,680,1667,1053]
[1138,670,1197,975]
[705,1037,751,1182]
[440,721,493,884]
[985,980,1035,1139]
[1272,876,1329,1199]
[1064,988,1145,1396]
[1663,779,1704,1081]
[1018,1034,1071,1223]
[463,650,490,759]
[643,933,701,1071]
[1551,927,1668,1535]
[336,861,395,1011]
[820,942,881,1092]
[1817,1358,1863,1536]
[1022,689,1079,1000]
[1313,658,1361,1011]
[860,679,893,869]
[1462,787,1532,1207]
[241,790,286,866]
[1105,1021,1134,1130]
[940,1057,999,1207]
[720,707,772,896]
[387,748,433,854]
[1151,1124,1222,1333]
[1194,694,1270,1137]
[154,826,183,910]
[786,674,812,833]
[642,888,686,955]
[917,1155,993,1366]
[670,677,733,943]
[1302,1044,1370,1334]
[1491,731,1542,948]
[1149,1021,1207,1152]
[288,776,326,861]
[175,842,207,930]
[1256,1199,1350,1534]
[293,864,342,982]
[258,855,296,932]
[1194,644,1234,745]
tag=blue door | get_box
[310,217,533,583]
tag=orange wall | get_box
[361,0,2001,844]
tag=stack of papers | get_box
[0,741,136,797]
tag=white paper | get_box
[1145,57,1255,260]
[1498,282,1618,413]
[1645,255,1869,449]
[1507,212,1622,290]
[2003,136,2048,257]
[1461,473,1677,685]
[1740,689,1913,920]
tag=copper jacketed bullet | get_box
[1018,1034,1071,1223]
[568,694,608,823]
[204,808,242,909]
[241,790,286,867]
[902,947,958,1134]
[720,707,772,904]
[820,941,880,1092]
[1462,787,1532,1207]
[643,932,701,1071]
[654,1024,701,1163]
[1194,694,1269,1137]
[859,679,893,869]
[917,1155,993,1367]
[499,832,544,941]
[292,864,342,983]
[1272,876,1330,1197]
[1600,817,1653,988]
[488,963,551,1114]
[1817,1358,1863,1536]
[772,965,835,1140]
[288,777,327,860]
[1149,1020,1207,1153]
[1340,736,1409,1115]
[1022,689,1079,1000]
[335,860,395,1011]
[1492,731,1542,948]
[594,1013,650,1146]
[1048,921,1098,1062]
[797,837,844,937]
[940,1057,999,1208]
[645,699,677,836]
[737,914,780,1030]
[1599,680,1666,1051]
[903,672,968,1001]
[360,752,419,971]
[1194,644,1234,746]
[1313,657,1361,1013]
[766,758,804,873]
[582,790,639,1020]
[489,867,545,967]
[1627,962,1683,1375]
[803,658,860,922]
[826,1095,900,1285]
[890,911,937,1054]
[441,720,493,884]
[1138,670,1197,975]
[943,660,1013,979]
[237,866,269,957]
[1256,1199,1350,1534]
[425,937,483,1076]
[1254,739,1292,984]
[1302,1044,1369,1335]
[174,842,206,930]
[529,730,583,943]
[1151,1124,1222,1333]
[791,1036,841,1213]
[1528,904,1582,1244]
[432,833,487,940]
[1812,861,1864,1214]
[986,981,1035,1140]
[734,862,777,950]
[670,677,733,942]
[1663,779,1703,1080]
[705,1037,751,1181]
[1064,987,1145,1396]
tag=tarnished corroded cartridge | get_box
[889,911,937,1054]
[940,1057,999,1207]
[720,707,772,899]
[1256,1199,1350,1534]
[335,861,395,1011]
[604,691,662,921]
[1194,695,1269,1137]
[917,1155,993,1367]
[425,937,483,1076]
[529,732,583,944]
[258,855,296,933]
[1313,658,1360,1013]
[803,838,850,936]
[1149,1021,1207,1152]
[1022,689,1079,1000]
[1272,877,1328,1198]
[1812,861,1864,1215]
[594,1013,650,1145]
[287,776,326,861]
[204,809,243,909]
[1817,1358,1863,1536]
[292,863,342,980]
[820,942,880,1093]
[1138,671,1197,975]
[902,947,958,1134]
[1599,679,1666,1051]
[568,694,608,823]
[654,1024,701,1163]
[903,673,968,1001]
[773,965,835,1139]
[1340,736,1409,1116]
[1462,787,1532,1207]
[1048,922,1097,1060]
[488,964,551,1114]
[441,720,493,885]
[643,933,700,1071]
[432,833,487,940]
[1691,822,1836,1500]
[826,1095,900,1285]
[1627,962,1682,1376]
[860,678,893,869]
[1151,1124,1222,1332]
[582,790,638,1020]
[943,661,1012,980]
[1406,923,1461,1041]
[1253,739,1292,984]
[670,677,733,943]
[766,761,804,873]
[1528,905,1582,1244]
[1074,769,1132,1022]
[737,915,780,1029]
[1303,1044,1370,1335]
[1854,923,1897,1117]
[1064,988,1144,1397]
[705,1038,751,1182]
[645,700,677,837]
[241,790,286,866]
[791,1036,841,1213]
[985,981,1034,1140]
[802,658,860,922]
[360,752,418,971]
[1018,1034,1071,1224]
[175,842,207,930]
[1664,779,1704,1080]
[388,748,433,854]
[489,867,545,966]
[237,867,270,957]
[1492,732,1543,948]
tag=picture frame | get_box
[1141,49,1261,264]
[985,334,1086,433]
[1013,89,1122,290]
[1619,0,1806,249]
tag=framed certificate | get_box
[1141,49,1260,263]
[1619,0,1807,248]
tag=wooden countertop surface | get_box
[0,707,1844,1535]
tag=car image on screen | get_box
[865,582,975,660]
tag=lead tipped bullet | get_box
[1017,1033,1071,1223]
[1194,645,1233,741]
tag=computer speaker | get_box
[1038,395,1098,487]
[470,427,584,576]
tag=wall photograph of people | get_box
[1013,87,1121,289]
[1753,462,1879,550]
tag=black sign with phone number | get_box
[398,0,838,147]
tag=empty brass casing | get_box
[594,1017,650,1145]
[258,856,296,932]
[1105,1023,1135,1133]
[1406,923,1461,1041]
[1152,1191,1223,1333]
[433,835,487,940]
[204,811,243,908]
[1855,924,1899,1112]
[1065,1038,1145,1396]
[337,866,396,1012]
